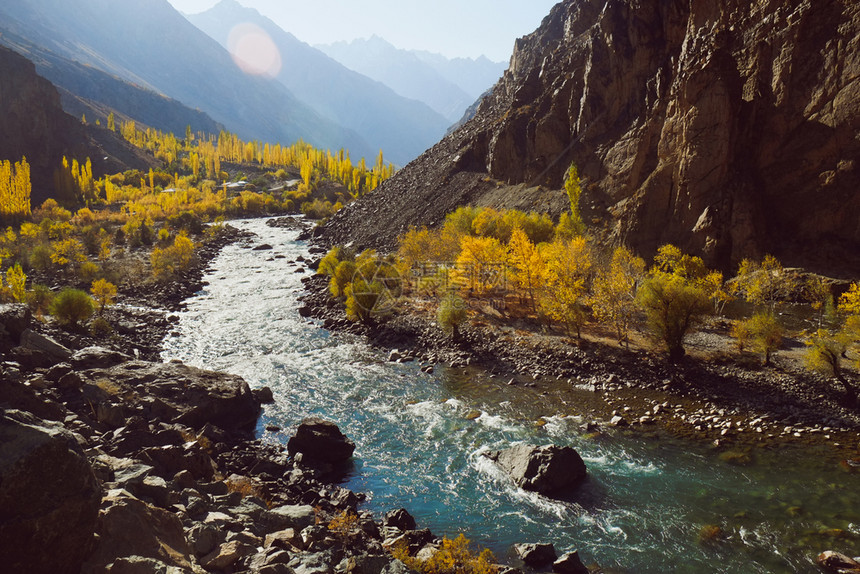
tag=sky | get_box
[166,0,560,61]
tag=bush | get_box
[89,316,113,339]
[50,288,94,327]
[151,234,195,280]
[391,534,497,574]
[437,292,467,340]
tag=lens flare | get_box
[227,22,282,78]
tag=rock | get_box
[487,444,587,495]
[554,551,590,573]
[139,445,217,481]
[287,417,355,463]
[106,555,187,574]
[84,490,192,571]
[382,508,417,531]
[514,543,557,568]
[80,360,261,433]
[388,349,402,362]
[253,244,274,251]
[70,346,131,369]
[265,527,302,551]
[187,523,223,556]
[818,551,860,573]
[20,328,72,364]
[201,540,256,570]
[0,303,31,344]
[255,386,275,404]
[263,504,317,532]
[0,410,101,574]
[609,415,629,427]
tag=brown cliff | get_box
[0,45,155,205]
[323,0,860,275]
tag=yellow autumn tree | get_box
[0,157,32,219]
[91,278,117,315]
[507,227,546,312]
[455,235,507,296]
[539,236,593,337]
[590,246,645,346]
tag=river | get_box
[161,218,860,574]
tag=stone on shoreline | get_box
[487,444,587,496]
[818,550,860,573]
[554,551,590,573]
[80,360,262,434]
[0,410,101,574]
[514,543,557,567]
[287,417,355,463]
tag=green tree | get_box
[437,292,467,341]
[637,272,711,362]
[564,163,585,236]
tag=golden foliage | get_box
[391,534,498,574]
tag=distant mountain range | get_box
[0,0,369,159]
[187,0,451,164]
[0,0,508,169]
[318,36,506,123]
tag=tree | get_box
[735,255,795,312]
[5,264,27,303]
[455,235,507,296]
[731,313,783,365]
[564,163,585,236]
[91,278,117,315]
[539,237,593,337]
[507,227,545,312]
[840,282,860,316]
[637,272,711,362]
[805,329,856,406]
[590,246,645,346]
[437,292,467,341]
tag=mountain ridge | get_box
[187,0,450,165]
[322,0,860,276]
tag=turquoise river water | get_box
[161,218,860,573]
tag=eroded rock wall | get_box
[324,0,860,274]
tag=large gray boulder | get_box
[487,444,587,496]
[0,409,101,574]
[82,489,193,573]
[287,417,355,463]
[80,360,261,433]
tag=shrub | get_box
[437,293,467,340]
[391,534,497,574]
[89,316,113,339]
[5,264,27,303]
[50,288,94,327]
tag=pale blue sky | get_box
[166,0,560,61]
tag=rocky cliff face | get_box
[323,0,860,274]
[0,45,86,200]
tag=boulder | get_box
[83,490,192,571]
[514,543,557,568]
[201,540,256,570]
[382,508,417,531]
[0,410,101,574]
[20,328,72,364]
[80,360,261,433]
[287,417,355,463]
[554,551,590,573]
[487,444,587,495]
[70,346,131,370]
[818,551,860,573]
[0,303,31,345]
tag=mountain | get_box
[0,31,223,138]
[318,36,505,123]
[187,1,449,165]
[0,45,156,204]
[0,0,370,158]
[322,0,860,275]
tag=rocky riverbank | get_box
[0,219,462,574]
[298,272,860,462]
